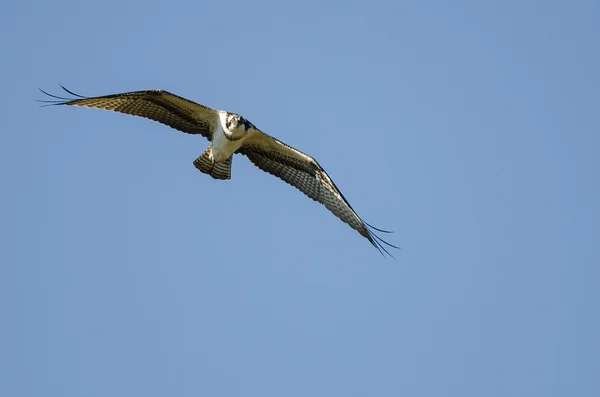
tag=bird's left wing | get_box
[38,84,218,140]
[237,130,397,256]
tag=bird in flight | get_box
[39,84,398,256]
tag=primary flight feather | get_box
[38,84,398,256]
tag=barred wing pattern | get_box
[238,131,397,256]
[38,85,217,139]
[38,84,397,256]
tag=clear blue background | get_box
[2,1,599,396]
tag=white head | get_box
[225,113,256,140]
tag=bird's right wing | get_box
[38,84,218,140]
[238,130,398,256]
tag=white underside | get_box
[210,111,247,162]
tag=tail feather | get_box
[211,157,232,180]
[193,147,214,174]
[193,148,233,180]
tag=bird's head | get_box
[225,113,255,139]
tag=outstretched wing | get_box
[38,84,218,140]
[237,130,398,256]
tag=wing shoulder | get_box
[240,130,320,172]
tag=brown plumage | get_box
[39,84,398,256]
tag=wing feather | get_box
[38,84,217,139]
[238,131,398,256]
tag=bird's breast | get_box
[211,126,245,162]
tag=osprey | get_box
[39,84,398,256]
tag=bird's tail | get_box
[193,148,233,180]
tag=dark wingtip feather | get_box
[35,89,67,107]
[58,82,88,98]
[362,222,400,259]
[37,83,89,106]
[363,221,394,234]
[38,87,71,101]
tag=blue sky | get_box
[2,0,599,396]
